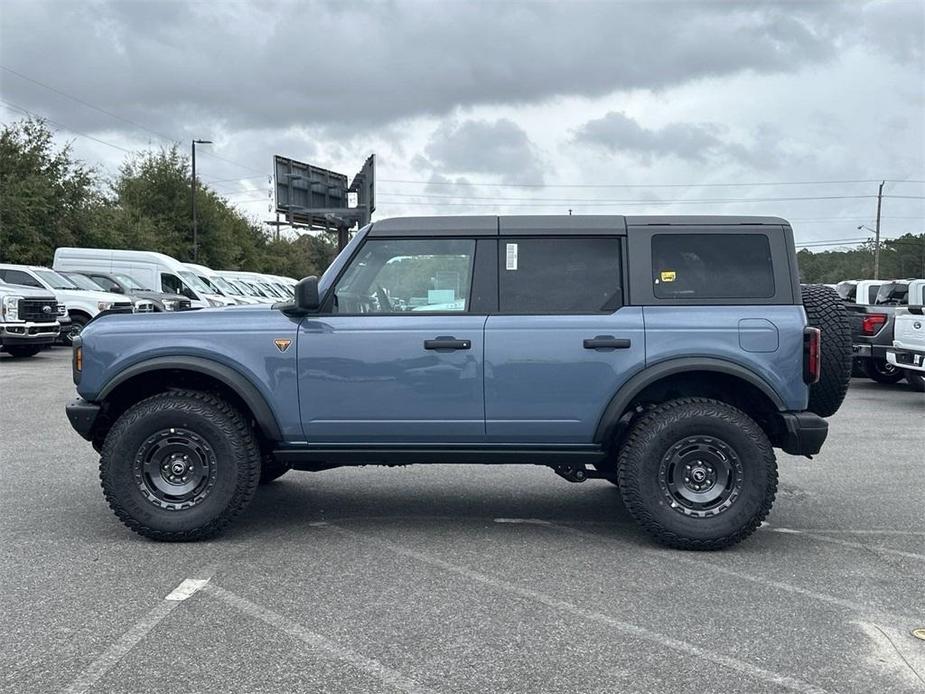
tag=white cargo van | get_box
[53,248,234,309]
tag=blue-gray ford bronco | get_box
[66,215,852,549]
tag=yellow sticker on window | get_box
[660,271,677,282]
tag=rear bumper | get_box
[852,343,889,360]
[886,347,925,373]
[66,398,101,441]
[776,411,828,457]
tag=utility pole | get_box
[873,180,884,279]
[191,139,212,261]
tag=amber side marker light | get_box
[75,346,83,371]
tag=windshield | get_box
[178,270,214,294]
[259,282,284,298]
[35,269,78,290]
[836,282,856,301]
[63,272,106,291]
[210,276,241,295]
[244,282,269,297]
[875,283,908,305]
[113,273,148,291]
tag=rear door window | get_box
[652,234,774,299]
[499,237,622,313]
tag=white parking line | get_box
[64,577,211,694]
[508,518,925,626]
[770,528,925,562]
[203,583,436,694]
[325,523,829,694]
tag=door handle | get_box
[424,336,471,350]
[583,335,631,350]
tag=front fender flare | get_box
[593,357,786,444]
[97,356,282,441]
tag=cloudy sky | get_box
[1,0,923,248]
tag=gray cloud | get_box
[0,0,906,136]
[573,112,728,163]
[424,119,544,185]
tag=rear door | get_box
[484,223,645,443]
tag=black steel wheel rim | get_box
[658,435,744,518]
[133,428,218,510]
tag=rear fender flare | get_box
[593,357,785,444]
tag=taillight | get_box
[804,327,821,384]
[861,313,887,336]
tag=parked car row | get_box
[0,249,297,356]
[836,277,925,392]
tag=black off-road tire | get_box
[617,398,777,551]
[801,284,852,417]
[864,358,905,384]
[259,453,290,484]
[4,345,42,358]
[904,370,925,393]
[62,314,88,346]
[100,390,261,541]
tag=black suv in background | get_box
[74,271,191,312]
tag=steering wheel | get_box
[375,285,392,312]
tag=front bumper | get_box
[1,322,60,346]
[776,411,828,457]
[886,347,925,373]
[66,398,101,441]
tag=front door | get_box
[298,237,486,443]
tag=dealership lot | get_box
[1,348,923,693]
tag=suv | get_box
[0,279,61,357]
[65,216,851,549]
[0,264,134,344]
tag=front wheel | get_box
[616,398,777,550]
[100,390,261,541]
[864,358,905,384]
[62,314,88,346]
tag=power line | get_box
[0,64,265,174]
[379,177,924,189]
[0,98,137,155]
[377,195,880,207]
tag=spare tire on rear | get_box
[802,284,852,417]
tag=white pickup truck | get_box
[887,279,925,392]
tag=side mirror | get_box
[294,276,321,312]
[111,286,125,294]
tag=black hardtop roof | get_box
[368,215,790,236]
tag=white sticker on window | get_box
[505,243,518,271]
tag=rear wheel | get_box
[616,398,777,550]
[801,284,852,416]
[100,390,261,541]
[905,370,925,393]
[864,358,904,384]
[4,345,42,358]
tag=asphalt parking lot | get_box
[1,347,923,694]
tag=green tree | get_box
[0,118,101,264]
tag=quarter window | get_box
[499,237,622,314]
[334,238,476,313]
[652,234,774,299]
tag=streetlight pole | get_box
[873,180,884,280]
[191,139,212,261]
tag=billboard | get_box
[349,154,376,227]
[273,155,348,228]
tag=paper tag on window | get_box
[505,243,518,270]
[660,270,676,282]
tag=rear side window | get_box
[652,234,774,299]
[499,237,622,313]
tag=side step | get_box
[274,444,607,468]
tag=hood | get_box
[0,283,58,301]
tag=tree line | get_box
[797,236,925,284]
[0,118,337,278]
